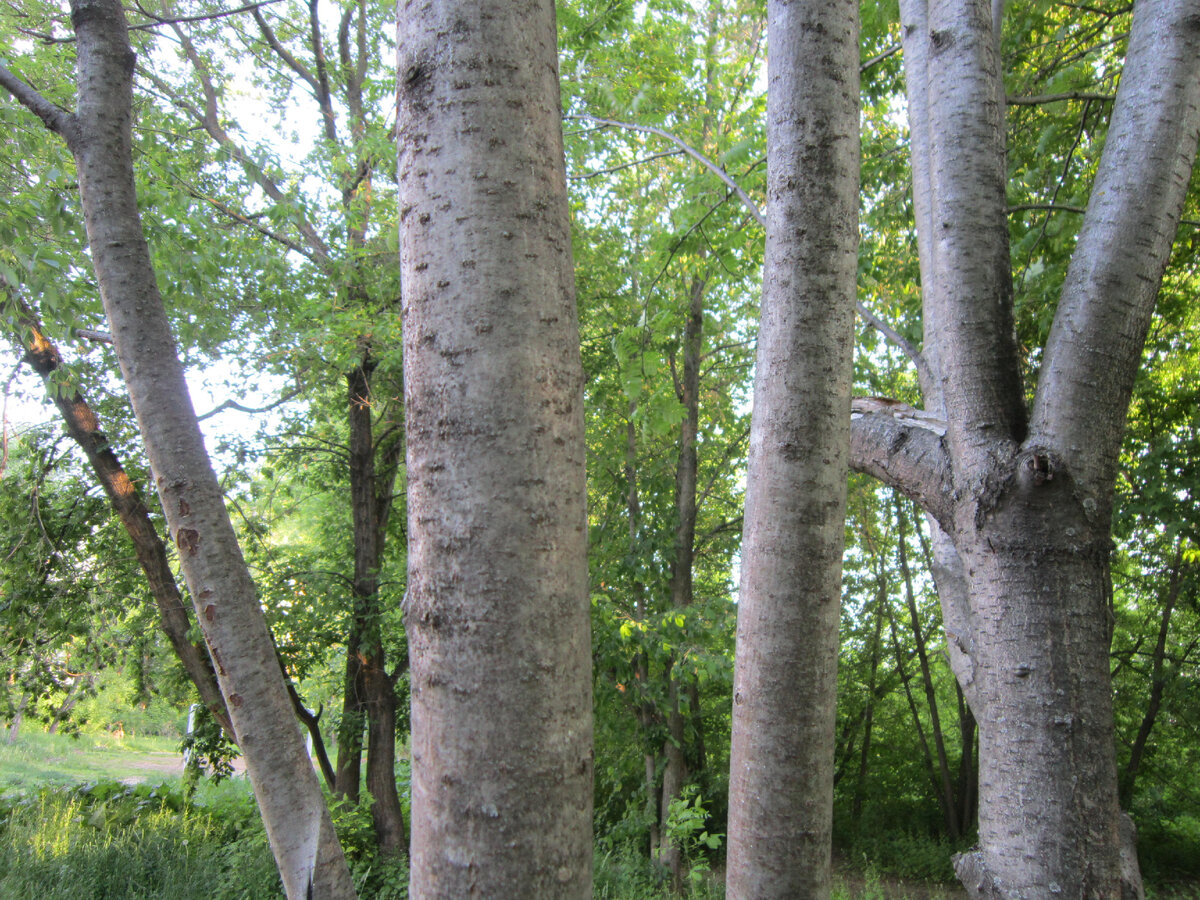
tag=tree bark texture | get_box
[849,1,1200,895]
[397,1,593,895]
[725,0,859,897]
[20,2,356,896]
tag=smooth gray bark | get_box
[851,1,1200,895]
[725,0,859,896]
[0,3,355,897]
[397,0,593,895]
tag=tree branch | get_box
[568,113,766,226]
[250,6,320,95]
[140,44,332,265]
[1031,0,1200,496]
[1008,202,1086,214]
[197,386,303,422]
[0,65,80,147]
[130,0,283,32]
[1007,91,1115,105]
[850,398,955,533]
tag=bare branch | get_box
[568,113,766,227]
[568,149,685,180]
[856,298,932,387]
[128,0,283,32]
[861,42,901,72]
[1009,202,1087,214]
[197,386,304,422]
[72,328,113,344]
[1007,91,1115,106]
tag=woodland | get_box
[0,0,1198,898]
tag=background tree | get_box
[0,1,355,895]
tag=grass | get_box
[3,729,1196,899]
[0,730,183,793]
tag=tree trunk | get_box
[657,273,706,888]
[725,0,859,896]
[1120,543,1184,806]
[896,501,960,839]
[953,493,1126,897]
[397,0,593,894]
[847,1,1200,895]
[852,584,886,823]
[6,298,233,739]
[0,3,356,895]
[339,355,406,853]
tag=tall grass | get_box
[0,782,280,899]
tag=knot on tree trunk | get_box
[1016,446,1062,488]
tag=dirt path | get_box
[116,752,246,784]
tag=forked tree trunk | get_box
[725,0,860,896]
[397,0,593,894]
[850,0,1200,895]
[0,3,355,896]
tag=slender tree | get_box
[0,2,354,896]
[725,0,860,896]
[397,0,593,894]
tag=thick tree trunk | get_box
[725,0,859,896]
[848,1,1200,896]
[4,2,356,896]
[953,481,1126,897]
[397,0,593,894]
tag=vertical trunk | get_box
[6,693,26,744]
[364,655,406,854]
[626,407,663,860]
[896,502,961,839]
[658,273,705,886]
[341,356,406,852]
[956,683,978,833]
[885,599,946,834]
[59,3,354,895]
[852,587,886,823]
[334,642,365,802]
[48,674,91,734]
[397,0,592,893]
[725,0,859,896]
[954,484,1128,898]
[1120,543,1183,807]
